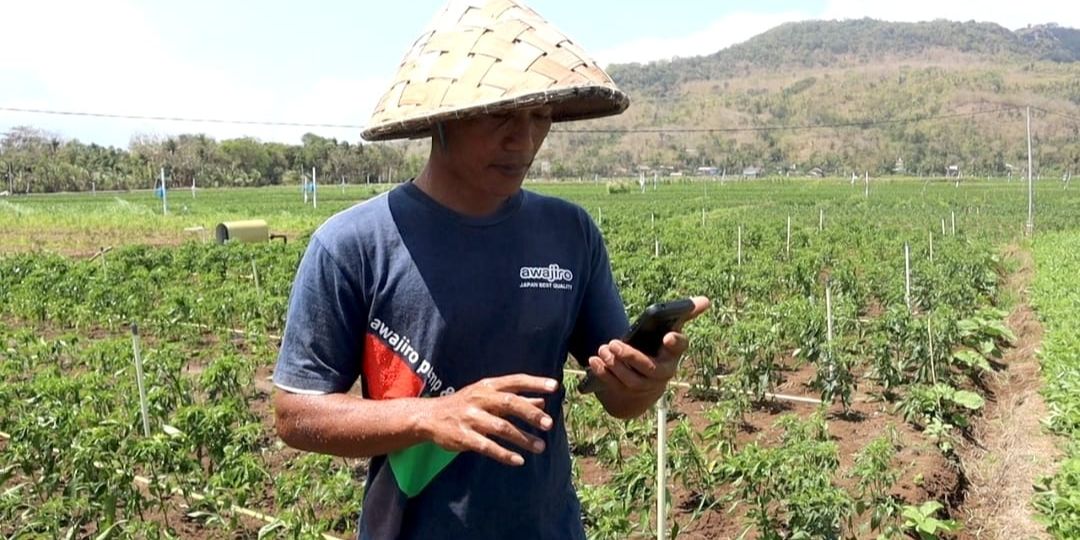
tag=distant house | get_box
[697,166,719,176]
[808,167,825,178]
[946,165,960,178]
[742,167,761,179]
[893,157,906,174]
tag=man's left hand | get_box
[586,296,710,413]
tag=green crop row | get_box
[2,179,1078,537]
[1032,232,1080,538]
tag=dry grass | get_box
[957,245,1061,540]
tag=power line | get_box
[0,103,1057,136]
[551,107,1018,134]
[0,106,365,130]
[1034,106,1080,126]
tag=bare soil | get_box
[1,245,1053,539]
[574,245,1054,539]
[954,245,1060,540]
[576,362,961,539]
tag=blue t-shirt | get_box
[273,181,628,540]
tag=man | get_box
[272,1,709,538]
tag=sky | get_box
[1,0,1078,148]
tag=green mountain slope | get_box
[538,19,1080,178]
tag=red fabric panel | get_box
[363,333,424,399]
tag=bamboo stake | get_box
[160,168,168,216]
[826,281,834,343]
[131,324,151,438]
[928,318,937,384]
[905,243,912,310]
[656,393,668,540]
[786,216,791,259]
[251,259,261,298]
[737,225,743,267]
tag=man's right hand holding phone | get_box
[586,296,710,419]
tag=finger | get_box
[606,359,649,391]
[481,416,547,455]
[489,392,554,432]
[609,339,662,378]
[468,432,526,467]
[656,332,690,363]
[598,344,615,368]
[588,355,606,376]
[481,374,559,394]
[673,296,711,331]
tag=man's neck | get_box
[413,165,512,218]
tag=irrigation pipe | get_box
[178,322,282,342]
[182,323,825,404]
[175,325,827,406]
[0,430,345,540]
[563,368,824,405]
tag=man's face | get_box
[436,106,553,198]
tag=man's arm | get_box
[273,374,559,466]
[586,296,710,419]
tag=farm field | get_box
[1,178,1079,539]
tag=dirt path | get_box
[956,244,1061,539]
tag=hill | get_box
[538,19,1080,178]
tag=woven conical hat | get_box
[362,0,629,141]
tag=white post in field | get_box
[160,167,168,216]
[826,281,834,343]
[928,318,937,384]
[1026,106,1035,236]
[786,216,792,259]
[656,393,668,540]
[904,243,912,310]
[737,225,743,267]
[312,166,318,209]
[131,324,151,437]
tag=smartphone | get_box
[577,298,696,394]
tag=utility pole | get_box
[1026,106,1034,236]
